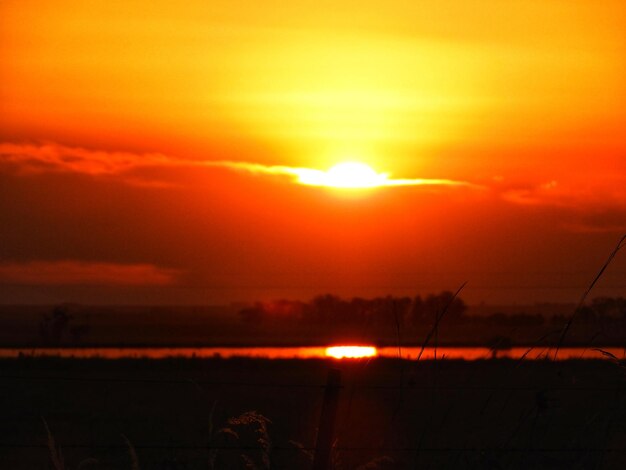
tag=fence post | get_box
[312,368,342,470]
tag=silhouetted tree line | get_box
[479,312,546,327]
[580,296,626,320]
[239,292,468,328]
[239,295,626,329]
[544,296,626,339]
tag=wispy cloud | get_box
[500,180,563,206]
[561,207,626,234]
[499,177,626,233]
[0,142,173,176]
[563,222,626,234]
[204,160,477,188]
[501,178,626,208]
[0,260,180,286]
[0,141,476,189]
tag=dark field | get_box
[2,356,626,469]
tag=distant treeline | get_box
[239,294,626,329]
[15,295,625,347]
[240,291,466,328]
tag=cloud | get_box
[563,222,626,234]
[0,260,180,286]
[500,180,563,206]
[499,178,626,233]
[501,178,626,207]
[561,208,626,234]
[0,141,477,189]
[204,160,478,189]
[0,142,173,176]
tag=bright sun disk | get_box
[296,161,389,189]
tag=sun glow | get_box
[325,345,378,359]
[207,159,476,189]
[295,162,389,189]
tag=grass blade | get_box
[554,234,625,360]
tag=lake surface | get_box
[1,346,624,360]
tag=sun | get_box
[325,162,388,188]
[295,161,390,189]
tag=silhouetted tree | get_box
[69,324,89,344]
[238,292,469,332]
[578,305,595,323]
[591,296,626,319]
[309,294,344,326]
[487,336,514,358]
[410,295,425,323]
[39,306,72,345]
[239,302,266,324]
[420,291,467,324]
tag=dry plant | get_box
[42,416,65,470]
[43,417,100,470]
[218,410,272,470]
[121,434,140,470]
[554,234,626,359]
[355,455,395,470]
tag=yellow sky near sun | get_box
[1,0,625,177]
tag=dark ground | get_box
[1,356,626,469]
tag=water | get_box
[1,346,623,360]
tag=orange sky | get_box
[1,0,625,304]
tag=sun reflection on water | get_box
[325,346,378,359]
